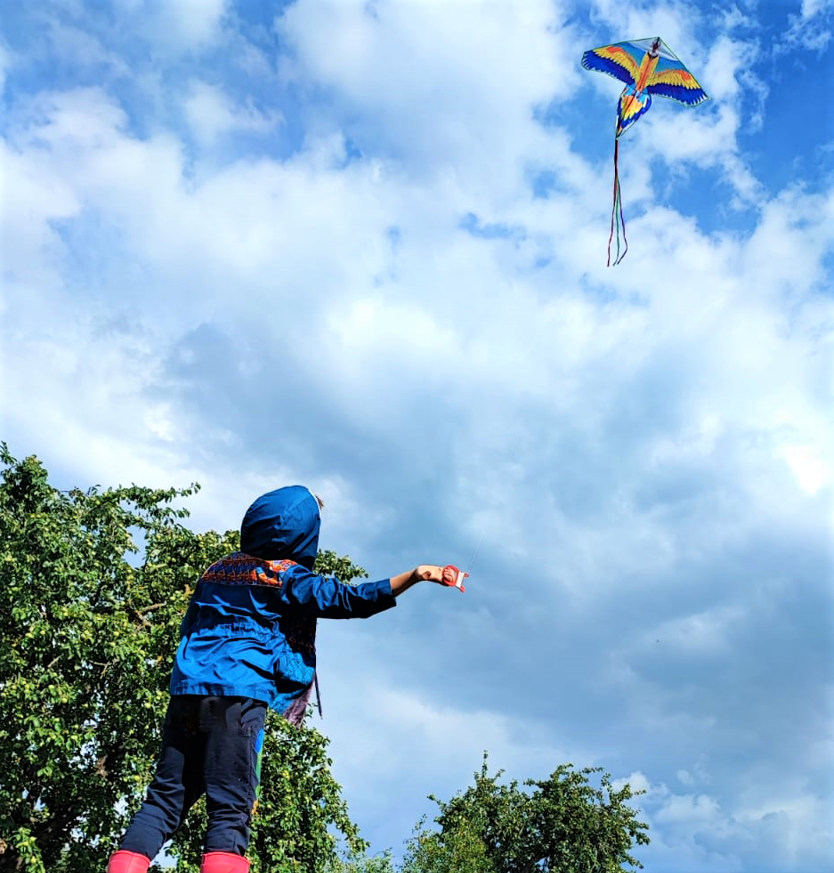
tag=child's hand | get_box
[390,566,467,597]
[414,566,467,592]
[441,565,467,592]
[414,565,447,584]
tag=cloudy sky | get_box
[1,0,833,870]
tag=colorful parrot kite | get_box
[581,37,709,265]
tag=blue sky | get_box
[1,1,832,871]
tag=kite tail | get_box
[607,138,629,267]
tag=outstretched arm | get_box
[389,565,447,597]
[280,564,453,618]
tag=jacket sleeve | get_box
[279,565,397,618]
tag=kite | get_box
[581,37,709,265]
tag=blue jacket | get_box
[169,486,396,715]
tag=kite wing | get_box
[581,41,643,87]
[647,56,709,104]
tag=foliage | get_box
[400,755,650,873]
[326,850,396,873]
[314,550,368,585]
[0,446,369,872]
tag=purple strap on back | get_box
[283,681,314,726]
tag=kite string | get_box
[465,528,484,578]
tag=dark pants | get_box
[120,695,267,860]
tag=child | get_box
[107,485,454,873]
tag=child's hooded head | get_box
[240,485,321,570]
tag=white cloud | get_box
[656,791,723,825]
[184,80,282,146]
[781,444,832,495]
[586,0,704,57]
[102,0,229,53]
[155,0,228,48]
[276,0,579,196]
[42,17,131,76]
[646,604,746,655]
[613,768,834,872]
[778,0,834,54]
[677,769,695,786]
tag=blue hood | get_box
[240,486,320,570]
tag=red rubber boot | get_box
[200,852,250,873]
[106,851,151,873]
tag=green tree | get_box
[326,850,396,873]
[0,447,370,872]
[401,756,650,873]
